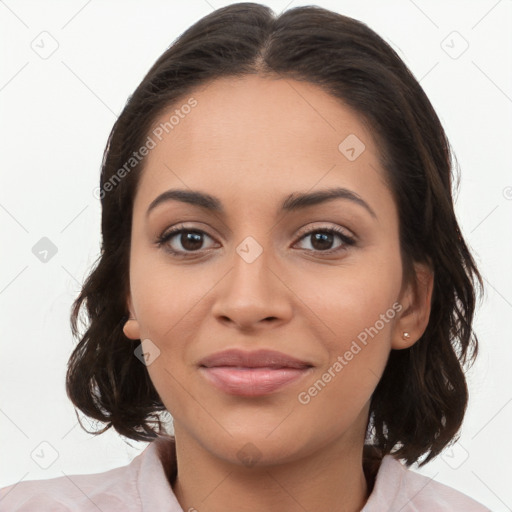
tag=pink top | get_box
[0,436,490,511]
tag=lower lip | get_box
[199,366,312,396]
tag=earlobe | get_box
[391,262,434,350]
[123,294,141,340]
[123,318,141,340]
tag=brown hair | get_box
[66,2,483,466]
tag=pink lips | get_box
[198,349,313,396]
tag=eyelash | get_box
[156,223,357,258]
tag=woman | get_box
[0,3,490,510]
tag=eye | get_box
[294,226,356,254]
[156,224,218,257]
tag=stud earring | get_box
[402,332,411,340]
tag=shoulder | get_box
[0,465,139,511]
[363,455,491,512]
[0,444,153,512]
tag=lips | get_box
[198,348,313,370]
[198,349,314,396]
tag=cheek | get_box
[303,292,396,401]
[129,257,215,410]
[295,287,398,433]
[295,257,401,348]
[292,256,402,406]
[130,252,207,338]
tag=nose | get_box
[211,241,293,331]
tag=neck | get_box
[171,427,371,512]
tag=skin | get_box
[123,74,433,512]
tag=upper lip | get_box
[198,349,313,369]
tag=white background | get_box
[0,1,511,510]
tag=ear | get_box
[391,262,434,350]
[122,293,141,340]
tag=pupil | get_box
[182,232,203,250]
[312,232,333,251]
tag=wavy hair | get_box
[66,2,483,466]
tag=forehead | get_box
[135,74,389,213]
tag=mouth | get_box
[198,348,313,369]
[198,349,314,396]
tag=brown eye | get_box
[156,226,217,256]
[310,231,336,251]
[295,227,356,254]
[176,231,205,251]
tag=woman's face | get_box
[124,75,430,465]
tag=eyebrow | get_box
[146,187,377,219]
